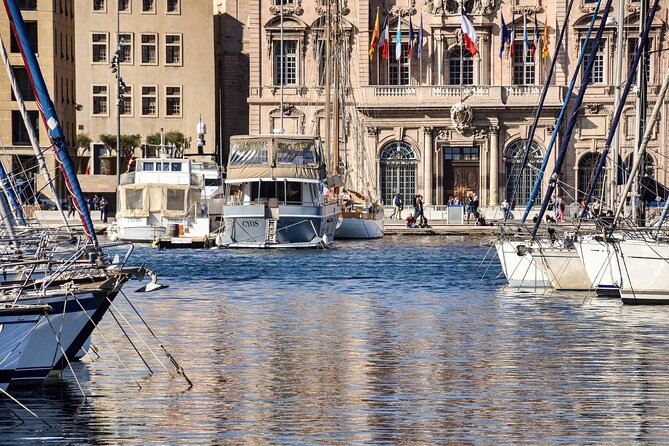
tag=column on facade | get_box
[423,127,433,204]
[489,126,500,205]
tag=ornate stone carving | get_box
[625,0,640,12]
[472,127,489,140]
[578,0,597,13]
[435,128,451,141]
[270,0,303,16]
[366,126,379,136]
[450,102,474,134]
[489,125,499,134]
[512,6,543,14]
[390,0,417,18]
[424,0,496,15]
[315,0,349,16]
[584,103,603,114]
[424,126,434,135]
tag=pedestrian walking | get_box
[100,197,108,223]
[67,196,75,218]
[391,193,403,219]
[501,198,510,220]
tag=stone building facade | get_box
[74,0,216,193]
[246,0,668,211]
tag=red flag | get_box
[460,13,478,56]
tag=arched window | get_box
[578,152,606,202]
[505,139,543,207]
[380,142,418,206]
[624,152,654,179]
[448,48,473,85]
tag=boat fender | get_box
[152,236,161,248]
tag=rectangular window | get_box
[141,34,157,64]
[18,0,37,10]
[92,85,108,115]
[583,39,604,84]
[118,0,129,11]
[142,162,155,171]
[119,33,132,64]
[142,86,157,116]
[513,42,535,85]
[448,50,474,85]
[121,85,132,115]
[273,40,298,85]
[10,21,37,53]
[317,40,326,86]
[628,37,651,84]
[11,67,36,101]
[390,43,410,86]
[274,0,296,4]
[12,110,39,145]
[93,0,105,11]
[143,0,155,12]
[165,86,181,116]
[165,34,182,65]
[167,0,180,13]
[92,33,108,63]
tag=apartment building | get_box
[247,0,668,210]
[0,0,75,204]
[75,0,216,193]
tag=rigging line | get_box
[44,309,87,400]
[106,296,171,374]
[69,288,142,390]
[581,0,661,223]
[108,307,153,375]
[519,0,601,224]
[118,288,193,389]
[531,0,614,236]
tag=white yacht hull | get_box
[615,238,669,304]
[495,239,551,288]
[535,247,593,291]
[113,217,210,243]
[219,203,339,248]
[577,236,622,297]
[335,211,384,239]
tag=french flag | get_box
[461,13,478,56]
[379,15,389,60]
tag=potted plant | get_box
[145,131,187,157]
[75,132,92,174]
[98,133,141,174]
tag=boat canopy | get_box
[116,183,202,218]
[226,135,324,181]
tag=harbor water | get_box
[2,236,669,444]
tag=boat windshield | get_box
[230,139,269,166]
[276,140,318,166]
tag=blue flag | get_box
[499,13,510,59]
[418,15,423,60]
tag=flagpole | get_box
[459,0,463,101]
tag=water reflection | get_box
[1,238,669,443]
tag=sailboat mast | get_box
[324,0,331,171]
[333,0,340,175]
[610,0,624,211]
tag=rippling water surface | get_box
[2,236,669,444]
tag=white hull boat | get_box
[614,238,669,304]
[335,210,384,239]
[535,246,593,291]
[495,239,551,288]
[576,235,623,297]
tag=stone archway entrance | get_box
[442,146,479,203]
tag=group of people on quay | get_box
[66,194,109,223]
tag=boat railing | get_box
[225,198,311,207]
